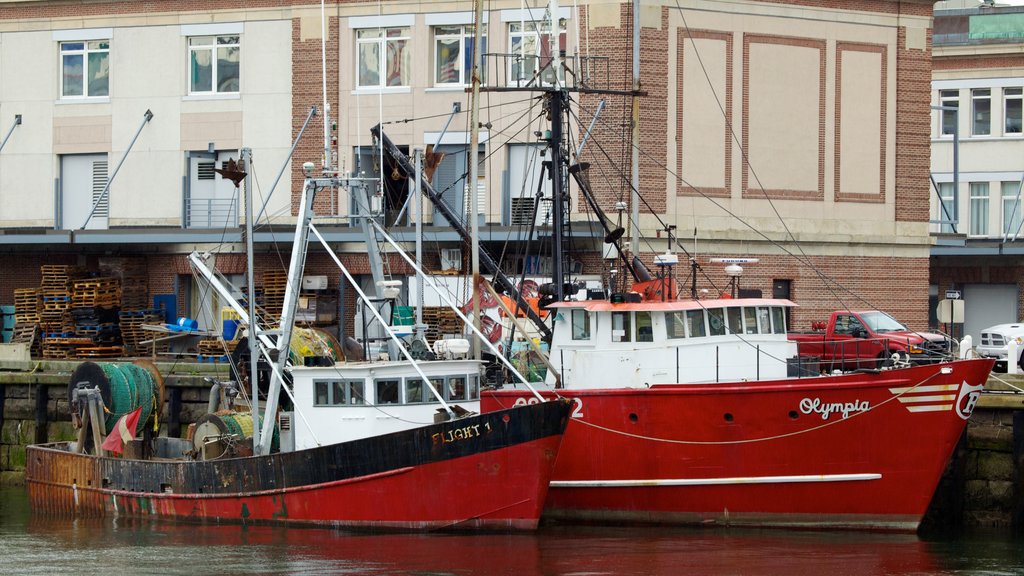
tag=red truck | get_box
[788,310,953,371]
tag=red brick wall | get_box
[894,25,933,223]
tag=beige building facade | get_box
[0,0,937,342]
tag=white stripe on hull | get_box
[551,473,881,488]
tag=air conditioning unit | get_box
[302,275,327,290]
[441,248,462,271]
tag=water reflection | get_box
[3,485,1022,575]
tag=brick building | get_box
[930,0,1024,342]
[0,0,937,347]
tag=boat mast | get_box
[469,0,484,359]
[548,0,566,302]
[242,146,260,453]
[629,0,641,259]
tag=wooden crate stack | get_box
[14,288,40,324]
[71,276,121,308]
[119,309,166,356]
[10,323,41,357]
[421,306,462,346]
[262,270,288,326]
[39,265,79,333]
[101,256,149,311]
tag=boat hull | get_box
[26,400,570,531]
[482,358,994,531]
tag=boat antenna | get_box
[320,0,331,173]
[629,0,641,257]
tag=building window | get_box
[434,25,486,86]
[1003,181,1023,236]
[938,182,955,233]
[61,41,109,98]
[509,19,566,86]
[357,27,410,88]
[970,182,989,236]
[189,35,239,94]
[972,89,991,136]
[940,90,958,136]
[1006,88,1023,135]
[571,309,591,340]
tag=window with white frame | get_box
[357,27,411,88]
[1003,181,1023,236]
[938,182,955,233]
[973,89,991,136]
[61,40,110,98]
[940,90,958,136]
[434,25,486,86]
[189,35,240,94]
[1006,88,1023,135]
[509,19,567,86]
[970,182,989,236]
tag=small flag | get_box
[101,406,143,455]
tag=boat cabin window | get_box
[666,311,687,339]
[429,378,445,404]
[406,377,425,403]
[771,306,786,334]
[469,375,479,399]
[636,311,654,342]
[686,310,707,337]
[757,307,772,334]
[313,379,365,406]
[376,378,400,404]
[742,308,759,334]
[611,311,631,342]
[726,308,743,335]
[707,308,726,336]
[447,376,467,401]
[571,309,591,340]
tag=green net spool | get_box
[212,410,280,453]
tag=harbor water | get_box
[2,485,1023,576]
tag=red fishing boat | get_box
[480,295,992,530]
[25,147,572,531]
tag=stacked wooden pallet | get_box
[421,306,462,346]
[11,323,40,357]
[71,277,122,308]
[262,270,288,326]
[101,256,149,310]
[39,297,72,333]
[14,288,40,324]
[39,264,80,332]
[119,309,166,355]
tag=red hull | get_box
[482,358,993,530]
[26,401,571,531]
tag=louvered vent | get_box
[510,198,535,226]
[91,160,109,217]
[197,161,216,180]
